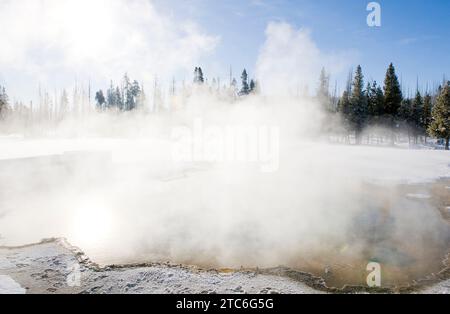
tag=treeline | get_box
[0,64,448,149]
[320,63,449,150]
[90,68,259,113]
[0,86,8,118]
[95,74,146,111]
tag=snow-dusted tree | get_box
[0,86,8,118]
[428,83,450,150]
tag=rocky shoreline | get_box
[0,238,449,294]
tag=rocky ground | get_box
[0,239,323,294]
[1,238,449,294]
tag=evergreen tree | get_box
[411,90,423,142]
[249,79,256,94]
[130,80,141,110]
[194,67,198,83]
[95,90,106,110]
[398,98,413,142]
[0,86,9,117]
[122,74,134,111]
[349,65,368,144]
[198,67,204,84]
[366,82,374,117]
[367,81,385,123]
[106,81,116,108]
[422,93,432,139]
[60,89,69,117]
[383,63,403,140]
[240,69,250,96]
[337,90,352,134]
[115,87,123,109]
[428,83,450,150]
[194,67,205,85]
[317,67,331,110]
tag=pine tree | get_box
[115,87,123,109]
[349,65,368,144]
[383,63,403,143]
[95,90,106,110]
[240,69,250,96]
[383,63,403,115]
[0,86,8,118]
[398,98,413,142]
[411,90,423,142]
[122,74,134,111]
[60,89,69,117]
[130,80,141,110]
[194,67,205,85]
[106,81,116,108]
[337,90,352,135]
[249,79,256,94]
[198,67,204,84]
[428,83,450,150]
[194,67,199,84]
[422,93,432,140]
[367,81,385,123]
[317,67,331,111]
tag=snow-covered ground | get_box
[0,239,322,294]
[0,275,26,294]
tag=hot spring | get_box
[0,139,449,290]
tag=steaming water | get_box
[0,138,449,289]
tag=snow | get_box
[0,275,26,294]
[0,257,15,270]
[406,194,432,200]
[0,139,448,184]
[0,240,321,294]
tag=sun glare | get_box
[68,200,115,248]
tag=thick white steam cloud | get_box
[0,4,449,288]
[0,0,219,98]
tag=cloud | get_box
[255,22,356,95]
[0,0,219,85]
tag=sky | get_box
[0,0,449,103]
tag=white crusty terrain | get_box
[0,239,449,294]
[0,239,322,294]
